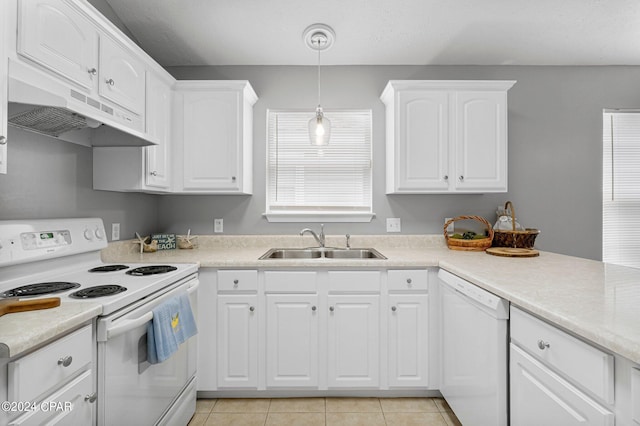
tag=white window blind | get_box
[266,110,372,222]
[602,111,640,268]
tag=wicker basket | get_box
[444,215,494,251]
[492,201,540,249]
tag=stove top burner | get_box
[126,265,178,276]
[0,282,81,298]
[89,265,129,273]
[69,285,127,299]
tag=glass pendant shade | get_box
[309,106,331,146]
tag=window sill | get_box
[263,212,376,223]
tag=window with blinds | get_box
[602,111,640,268]
[266,110,373,222]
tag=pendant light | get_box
[303,24,335,146]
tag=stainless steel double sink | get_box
[259,247,386,260]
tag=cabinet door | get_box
[217,295,258,388]
[0,0,7,175]
[17,0,98,91]
[182,90,241,191]
[98,36,145,114]
[388,294,428,387]
[395,90,449,192]
[144,72,172,189]
[266,294,319,388]
[453,91,507,192]
[510,344,614,426]
[327,295,380,388]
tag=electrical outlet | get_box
[386,218,401,233]
[111,223,120,241]
[445,217,454,234]
[214,218,224,233]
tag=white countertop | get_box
[3,234,640,367]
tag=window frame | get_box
[264,108,375,223]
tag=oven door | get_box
[96,274,198,426]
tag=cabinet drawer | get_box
[218,270,258,291]
[388,269,428,291]
[510,306,614,404]
[8,325,92,403]
[265,271,317,292]
[328,271,381,292]
[9,370,93,426]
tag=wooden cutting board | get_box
[486,247,540,258]
[0,297,61,317]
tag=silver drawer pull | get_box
[88,68,97,76]
[311,306,317,311]
[58,356,73,367]
[249,306,255,312]
[0,136,7,145]
[391,306,397,312]
[329,306,334,312]
[537,340,550,350]
[406,278,412,284]
[233,279,239,286]
[84,392,97,403]
[106,78,115,86]
[150,171,158,176]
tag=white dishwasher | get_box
[438,269,510,426]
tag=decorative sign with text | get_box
[151,233,176,250]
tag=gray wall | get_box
[0,128,159,240]
[160,65,640,261]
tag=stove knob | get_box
[84,229,95,241]
[95,228,105,240]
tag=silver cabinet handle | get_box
[459,175,464,181]
[311,306,317,311]
[329,306,334,312]
[391,306,397,312]
[537,340,550,350]
[249,306,255,312]
[406,278,412,284]
[0,136,6,145]
[84,392,97,403]
[150,171,158,176]
[58,356,73,367]
[233,279,239,287]
[444,175,448,180]
[231,176,237,181]
[106,78,115,86]
[88,68,97,76]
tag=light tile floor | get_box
[189,397,462,426]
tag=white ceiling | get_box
[104,0,640,67]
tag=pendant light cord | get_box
[316,40,321,108]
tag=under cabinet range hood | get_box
[7,59,156,147]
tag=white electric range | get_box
[0,218,199,426]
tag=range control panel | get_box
[0,218,108,267]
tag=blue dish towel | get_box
[147,293,197,364]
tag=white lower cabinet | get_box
[217,294,258,388]
[510,306,614,426]
[388,294,429,387]
[510,344,614,426]
[198,268,431,394]
[265,294,319,388]
[327,294,380,388]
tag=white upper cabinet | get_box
[17,0,98,92]
[0,0,8,174]
[16,0,146,117]
[173,81,257,194]
[381,80,515,193]
[98,35,145,114]
[144,71,172,190]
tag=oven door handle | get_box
[106,312,154,340]
[104,280,198,340]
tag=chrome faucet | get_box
[300,224,325,247]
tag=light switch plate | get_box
[214,218,224,233]
[386,218,401,233]
[111,223,120,241]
